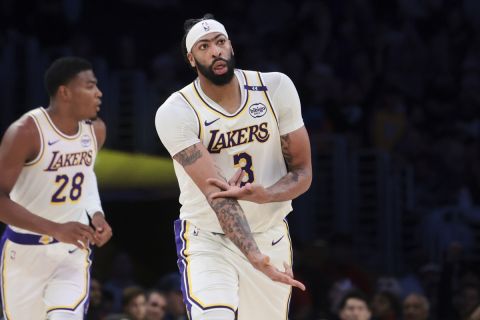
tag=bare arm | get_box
[173,143,261,260]
[208,126,312,203]
[90,117,112,246]
[0,116,95,247]
[173,143,305,289]
[266,126,312,201]
[92,117,106,149]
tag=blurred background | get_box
[2,0,480,319]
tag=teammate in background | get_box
[155,14,312,319]
[0,56,112,319]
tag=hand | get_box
[51,222,96,249]
[91,212,113,247]
[249,253,306,291]
[207,169,270,203]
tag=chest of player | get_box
[41,133,96,173]
[200,100,279,155]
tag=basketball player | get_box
[155,14,312,319]
[0,57,112,319]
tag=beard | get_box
[195,54,236,86]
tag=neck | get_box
[46,102,79,135]
[198,73,240,113]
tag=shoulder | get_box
[3,113,39,143]
[155,92,196,121]
[259,72,293,91]
[0,112,40,162]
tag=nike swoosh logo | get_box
[204,118,220,126]
[68,248,78,254]
[272,235,284,246]
[48,139,60,146]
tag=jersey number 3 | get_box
[51,172,85,203]
[233,152,254,187]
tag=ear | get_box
[187,52,195,68]
[57,85,71,101]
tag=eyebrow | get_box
[196,34,225,44]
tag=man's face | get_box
[403,295,428,320]
[125,294,147,320]
[145,292,167,320]
[189,32,235,86]
[340,298,371,320]
[63,70,102,120]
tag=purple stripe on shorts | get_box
[0,227,9,320]
[174,219,193,312]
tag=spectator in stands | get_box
[157,273,187,320]
[403,293,429,320]
[145,289,167,320]
[338,290,372,320]
[371,290,401,320]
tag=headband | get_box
[185,19,228,53]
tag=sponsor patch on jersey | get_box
[81,134,91,147]
[249,103,267,118]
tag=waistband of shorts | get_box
[4,226,59,245]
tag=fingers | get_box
[209,190,236,199]
[274,270,306,291]
[283,262,294,278]
[95,226,113,247]
[290,279,306,291]
[234,170,245,186]
[76,224,96,247]
[228,169,243,186]
[207,178,230,191]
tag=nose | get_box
[96,86,103,98]
[210,44,221,57]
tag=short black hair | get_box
[338,290,371,311]
[181,13,215,68]
[44,56,92,97]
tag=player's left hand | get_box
[91,212,112,247]
[250,254,306,291]
[207,170,270,203]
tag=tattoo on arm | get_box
[280,134,293,168]
[174,144,202,166]
[209,198,259,257]
[280,134,299,183]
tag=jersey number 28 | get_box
[51,172,85,203]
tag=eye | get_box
[218,39,226,45]
[199,43,208,50]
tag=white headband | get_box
[185,19,228,53]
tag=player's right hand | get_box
[51,222,96,249]
[249,254,306,291]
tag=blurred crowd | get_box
[2,0,480,319]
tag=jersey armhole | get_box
[87,121,99,151]
[178,91,203,140]
[25,114,45,166]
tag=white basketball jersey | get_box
[9,107,98,233]
[174,70,292,233]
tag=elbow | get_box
[303,172,312,194]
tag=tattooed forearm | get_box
[174,144,202,166]
[280,134,293,169]
[209,197,260,257]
